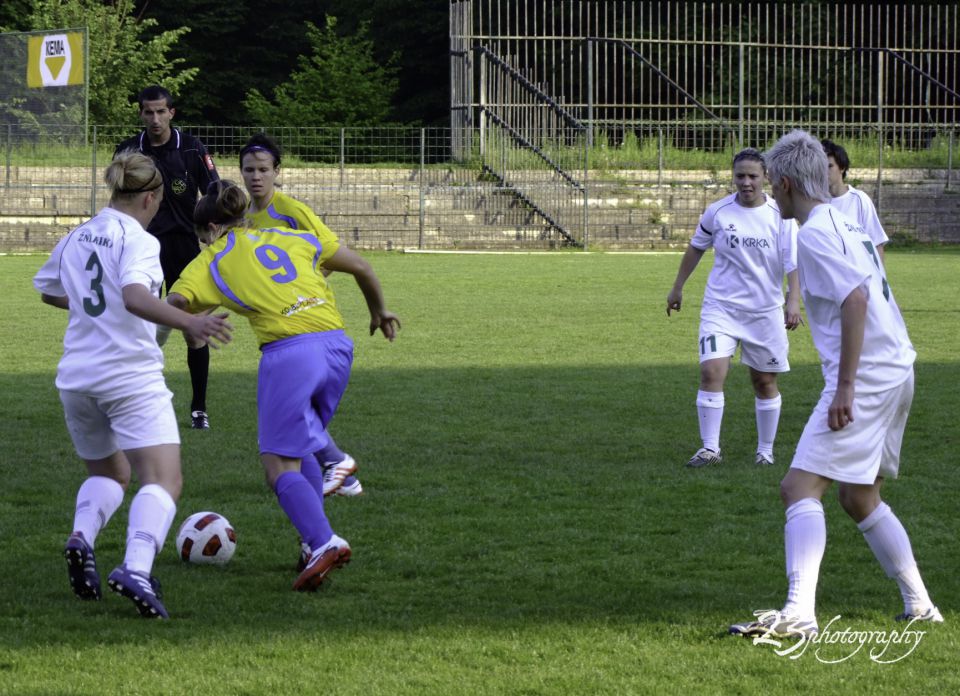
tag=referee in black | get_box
[115,85,220,430]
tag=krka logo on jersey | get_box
[726,225,771,250]
[26,32,85,87]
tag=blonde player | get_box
[667,148,802,468]
[730,130,941,640]
[33,152,232,618]
[822,139,889,263]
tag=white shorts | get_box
[790,370,913,485]
[60,387,180,460]
[698,303,790,372]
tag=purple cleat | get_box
[64,532,101,600]
[107,565,169,619]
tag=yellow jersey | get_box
[245,190,335,238]
[171,225,343,345]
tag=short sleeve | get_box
[798,229,870,304]
[33,236,68,296]
[690,207,716,250]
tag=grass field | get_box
[1,250,958,695]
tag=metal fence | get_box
[451,1,960,149]
[2,124,959,253]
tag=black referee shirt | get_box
[114,129,220,238]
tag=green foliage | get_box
[24,0,197,124]
[243,16,399,128]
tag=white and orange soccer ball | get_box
[175,511,237,565]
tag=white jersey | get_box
[830,185,888,250]
[33,207,167,397]
[691,193,797,313]
[796,204,914,395]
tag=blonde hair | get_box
[193,180,248,244]
[106,150,162,202]
[765,130,831,202]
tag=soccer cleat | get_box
[191,410,210,430]
[107,566,169,619]
[293,534,351,592]
[336,475,364,497]
[729,609,818,639]
[296,539,311,573]
[321,455,357,496]
[686,447,723,468]
[755,452,775,466]
[895,606,944,623]
[64,532,101,601]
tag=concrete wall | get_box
[2,167,958,252]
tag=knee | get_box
[778,479,793,507]
[752,373,779,398]
[164,470,183,501]
[838,487,879,522]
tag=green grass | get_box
[1,250,959,695]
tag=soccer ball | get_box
[175,511,236,565]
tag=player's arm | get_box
[123,284,232,348]
[784,270,803,330]
[321,246,400,341]
[41,293,69,310]
[195,139,220,190]
[666,243,705,315]
[829,285,867,431]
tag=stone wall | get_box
[2,167,958,252]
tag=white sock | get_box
[781,498,825,623]
[73,476,124,548]
[755,394,782,456]
[858,502,934,614]
[124,484,177,575]
[696,390,724,452]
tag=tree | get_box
[243,16,399,127]
[24,0,197,124]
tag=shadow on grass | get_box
[1,360,957,644]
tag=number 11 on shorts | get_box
[700,334,717,355]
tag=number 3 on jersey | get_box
[83,251,107,317]
[861,241,891,301]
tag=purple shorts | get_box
[257,330,354,457]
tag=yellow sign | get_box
[27,32,84,87]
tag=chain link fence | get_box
[2,124,959,253]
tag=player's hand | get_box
[827,385,855,431]
[156,324,173,347]
[185,312,233,349]
[666,289,683,316]
[370,311,401,342]
[784,294,803,330]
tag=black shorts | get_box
[157,232,201,294]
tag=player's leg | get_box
[741,309,791,466]
[730,467,830,638]
[840,373,941,622]
[731,398,834,639]
[749,369,781,465]
[258,332,353,590]
[160,234,210,430]
[59,391,130,601]
[316,432,362,497]
[688,308,737,468]
[105,390,181,618]
[778,468,832,626]
[688,355,730,467]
